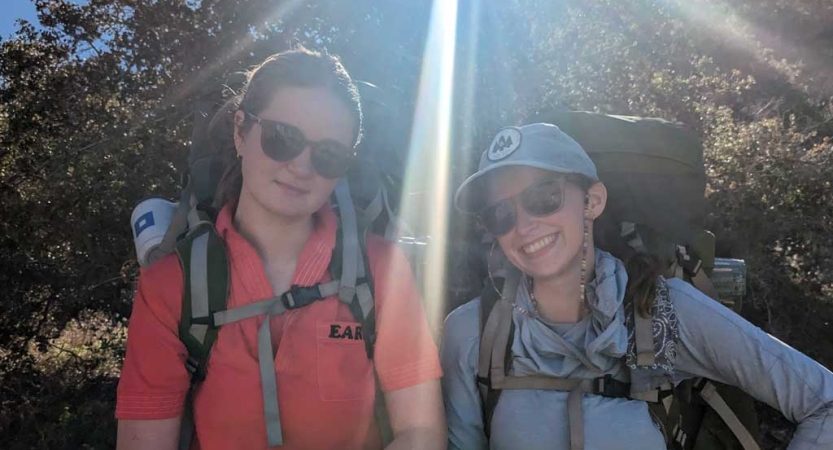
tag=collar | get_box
[215,202,338,292]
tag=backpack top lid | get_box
[537,111,707,247]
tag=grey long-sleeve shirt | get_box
[441,251,833,450]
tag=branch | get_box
[87,274,130,291]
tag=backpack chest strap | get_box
[492,374,634,450]
[211,280,340,447]
[212,281,341,327]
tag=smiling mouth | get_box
[274,180,309,194]
[522,234,556,255]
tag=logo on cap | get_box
[487,127,522,161]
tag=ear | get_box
[233,110,247,155]
[586,182,607,220]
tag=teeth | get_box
[523,234,555,254]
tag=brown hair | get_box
[210,47,362,209]
[569,173,663,317]
[624,253,666,317]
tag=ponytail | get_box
[210,95,245,210]
[623,252,666,317]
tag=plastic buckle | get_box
[593,374,628,397]
[676,245,703,276]
[185,356,200,376]
[282,285,322,310]
[191,315,215,327]
[593,374,613,396]
[364,332,376,359]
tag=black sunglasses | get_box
[478,178,567,236]
[244,111,356,179]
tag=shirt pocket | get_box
[316,321,375,401]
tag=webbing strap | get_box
[158,183,196,260]
[699,382,761,450]
[478,303,505,381]
[156,200,190,260]
[634,309,655,366]
[494,376,591,391]
[189,233,210,345]
[373,368,393,445]
[568,384,585,450]
[258,299,284,446]
[187,206,201,230]
[178,387,196,450]
[621,221,647,253]
[176,224,229,449]
[488,301,515,387]
[498,376,595,450]
[630,388,661,403]
[362,186,385,233]
[214,297,283,326]
[212,281,341,326]
[356,283,374,321]
[381,186,413,240]
[691,270,719,301]
[210,280,342,447]
[334,180,359,303]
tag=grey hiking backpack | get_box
[474,112,760,450]
[130,80,410,449]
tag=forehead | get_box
[487,166,556,201]
[259,86,356,147]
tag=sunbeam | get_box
[398,0,459,336]
[162,0,308,111]
[665,0,833,96]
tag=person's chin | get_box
[526,254,570,280]
[260,197,310,218]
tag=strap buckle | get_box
[190,315,216,327]
[185,355,206,382]
[675,245,703,276]
[593,374,630,398]
[364,328,377,359]
[281,285,322,310]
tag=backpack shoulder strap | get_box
[477,272,519,438]
[175,217,229,382]
[696,380,761,450]
[330,180,392,446]
[174,213,230,450]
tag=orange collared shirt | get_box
[116,204,442,449]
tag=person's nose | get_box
[513,202,538,236]
[285,146,316,178]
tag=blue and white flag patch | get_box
[134,211,155,237]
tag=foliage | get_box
[1,0,831,448]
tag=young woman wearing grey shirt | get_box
[442,123,833,450]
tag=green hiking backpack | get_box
[475,111,760,450]
[131,81,408,449]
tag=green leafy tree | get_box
[1,0,831,448]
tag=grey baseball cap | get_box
[454,123,598,213]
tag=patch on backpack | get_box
[133,211,155,237]
[487,127,522,161]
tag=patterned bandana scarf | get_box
[624,276,680,392]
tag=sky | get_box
[1,0,86,39]
[1,0,39,38]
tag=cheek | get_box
[550,207,586,245]
[496,235,513,256]
[312,177,338,199]
[242,152,280,185]
[497,234,524,267]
